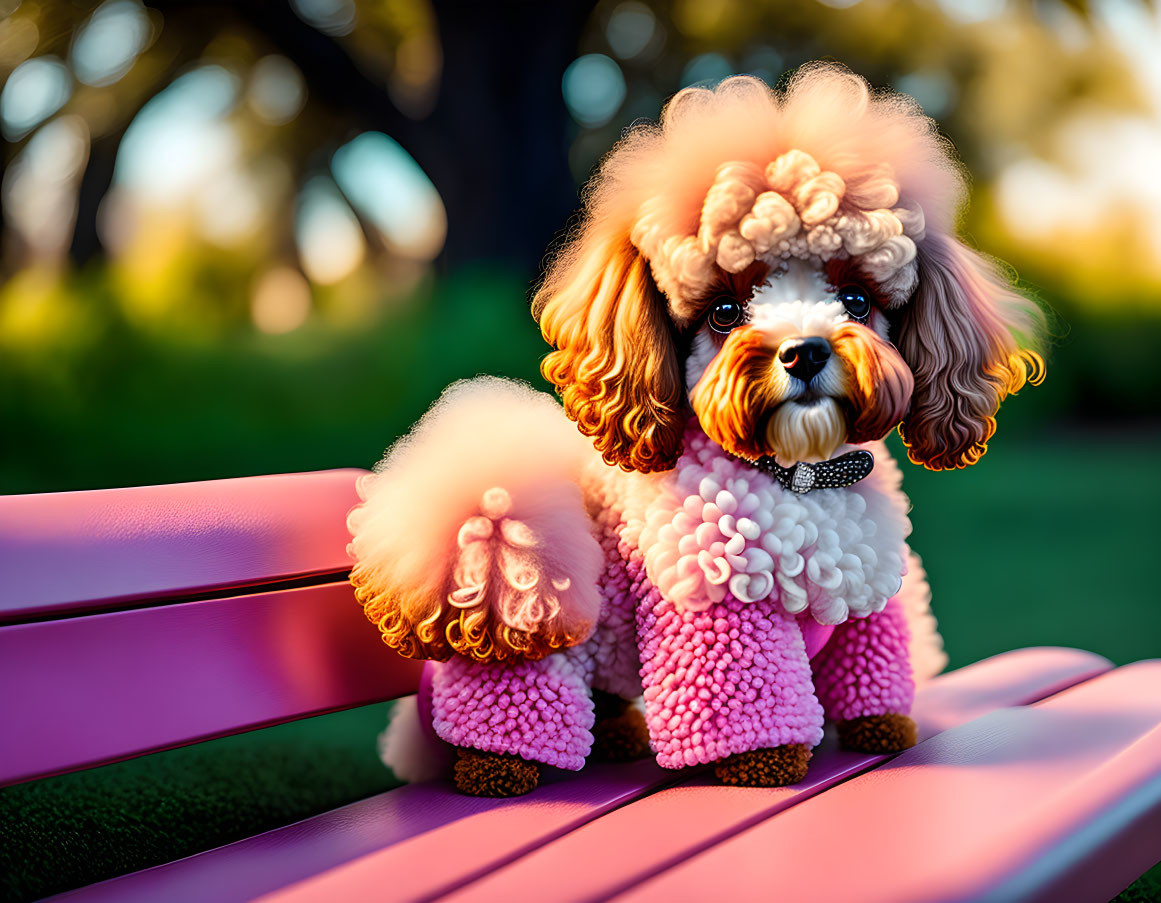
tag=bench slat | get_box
[58,759,680,903]
[0,469,365,622]
[437,648,1114,903]
[617,660,1161,903]
[0,582,420,786]
[61,648,1110,903]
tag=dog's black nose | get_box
[778,337,831,383]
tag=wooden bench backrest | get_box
[0,470,421,787]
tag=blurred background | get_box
[2,1,1160,897]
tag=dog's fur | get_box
[350,64,1043,791]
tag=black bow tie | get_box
[755,449,875,494]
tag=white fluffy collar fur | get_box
[594,425,911,625]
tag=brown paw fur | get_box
[714,744,812,787]
[837,713,918,754]
[453,748,540,797]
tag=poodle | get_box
[348,64,1044,796]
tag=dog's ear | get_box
[534,226,684,473]
[895,232,1044,470]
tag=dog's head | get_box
[535,65,1044,472]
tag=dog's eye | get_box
[708,299,744,334]
[836,284,872,322]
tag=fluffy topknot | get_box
[585,66,964,312]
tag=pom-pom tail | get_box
[348,377,605,664]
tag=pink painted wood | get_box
[0,469,366,622]
[619,660,1161,903]
[439,648,1114,903]
[0,582,421,786]
[67,648,1108,903]
[62,759,681,903]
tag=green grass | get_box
[0,702,401,902]
[893,429,1161,670]
[1116,863,1161,902]
[0,268,549,494]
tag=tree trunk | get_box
[425,0,596,277]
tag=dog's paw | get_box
[837,713,917,754]
[713,744,812,787]
[590,693,651,762]
[453,748,540,797]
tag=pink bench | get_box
[2,471,1158,902]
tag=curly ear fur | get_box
[534,228,685,473]
[897,232,1045,470]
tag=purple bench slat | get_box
[0,469,365,622]
[0,583,421,786]
[254,760,684,903]
[437,648,1112,903]
[617,660,1161,903]
[59,760,682,903]
[64,648,1110,903]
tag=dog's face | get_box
[683,257,914,466]
[536,67,1043,473]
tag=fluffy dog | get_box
[348,64,1044,796]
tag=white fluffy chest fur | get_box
[593,427,911,625]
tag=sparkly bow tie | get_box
[755,449,875,494]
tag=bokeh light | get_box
[681,52,732,88]
[562,53,626,127]
[986,0,1161,303]
[936,0,1006,24]
[290,0,355,36]
[247,55,306,125]
[196,166,265,247]
[294,175,365,285]
[250,265,313,334]
[331,131,446,261]
[894,70,956,118]
[742,46,782,85]
[0,14,39,69]
[114,65,240,203]
[3,115,89,260]
[605,2,658,60]
[71,0,152,87]
[0,56,71,140]
[995,112,1161,280]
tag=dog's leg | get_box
[812,597,918,753]
[638,595,824,785]
[430,650,596,796]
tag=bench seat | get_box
[58,646,1143,903]
[2,471,1157,902]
